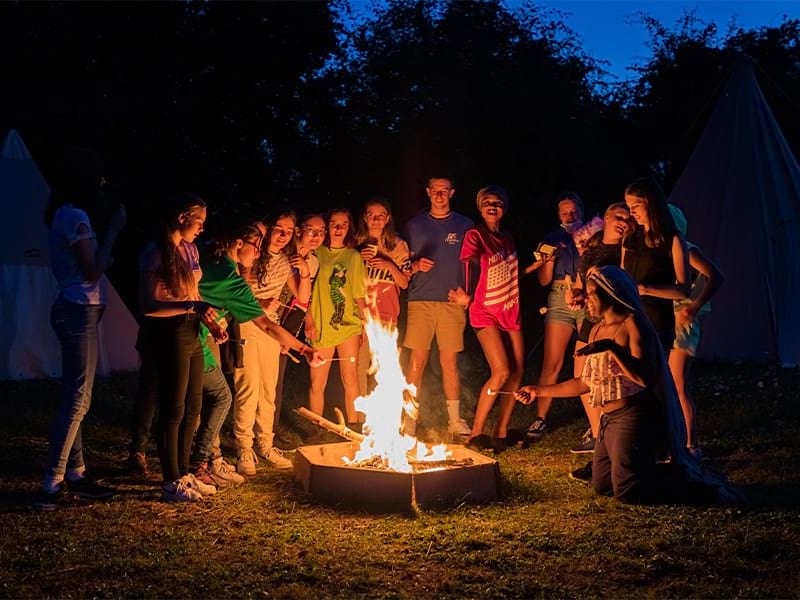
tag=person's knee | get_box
[490,366,511,387]
[340,368,358,387]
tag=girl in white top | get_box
[37,175,126,509]
[234,209,311,474]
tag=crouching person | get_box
[515,266,741,504]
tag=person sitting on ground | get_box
[515,265,741,504]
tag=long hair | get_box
[157,192,206,298]
[354,197,399,251]
[253,208,297,288]
[324,207,355,248]
[624,177,677,248]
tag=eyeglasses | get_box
[366,212,389,220]
[481,201,504,209]
[302,228,326,237]
[244,240,261,253]
[272,227,294,237]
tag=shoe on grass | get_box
[209,457,245,486]
[185,473,216,496]
[263,447,293,470]
[466,434,495,453]
[526,417,548,442]
[67,475,115,500]
[237,448,258,476]
[570,428,596,454]
[192,464,218,491]
[161,479,203,503]
[127,451,148,476]
[33,482,69,511]
[448,418,472,439]
[568,461,593,484]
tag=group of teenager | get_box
[36,168,740,509]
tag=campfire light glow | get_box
[344,317,451,473]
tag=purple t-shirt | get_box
[403,211,473,302]
[460,226,520,331]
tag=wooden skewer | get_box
[323,356,356,363]
[487,388,516,396]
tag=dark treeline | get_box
[2,0,799,310]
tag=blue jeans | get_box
[45,299,105,480]
[190,366,233,469]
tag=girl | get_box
[272,213,327,443]
[354,198,411,396]
[137,193,224,503]
[234,209,309,474]
[566,202,632,454]
[516,266,740,504]
[525,192,584,442]
[666,205,724,456]
[193,220,322,481]
[306,208,368,428]
[36,168,126,510]
[449,186,523,450]
[622,177,690,351]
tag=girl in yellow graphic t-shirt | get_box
[306,208,368,428]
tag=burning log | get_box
[295,406,365,443]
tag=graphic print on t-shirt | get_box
[485,250,519,308]
[328,263,352,329]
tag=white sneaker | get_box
[185,473,217,496]
[237,448,258,476]
[209,457,246,486]
[263,447,293,470]
[448,418,472,437]
[161,479,203,503]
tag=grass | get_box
[1,350,799,599]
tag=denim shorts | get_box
[674,316,701,356]
[544,283,584,329]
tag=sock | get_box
[446,400,460,424]
[65,465,86,482]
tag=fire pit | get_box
[294,441,499,510]
[294,318,501,510]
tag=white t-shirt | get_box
[48,205,104,305]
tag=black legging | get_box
[138,315,204,482]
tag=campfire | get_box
[295,317,499,510]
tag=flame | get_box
[344,316,451,472]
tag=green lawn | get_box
[1,359,798,599]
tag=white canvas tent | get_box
[670,59,800,366]
[0,129,140,379]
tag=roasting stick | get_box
[487,388,516,396]
[323,356,356,363]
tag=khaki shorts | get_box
[404,301,466,353]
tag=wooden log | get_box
[295,406,365,443]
